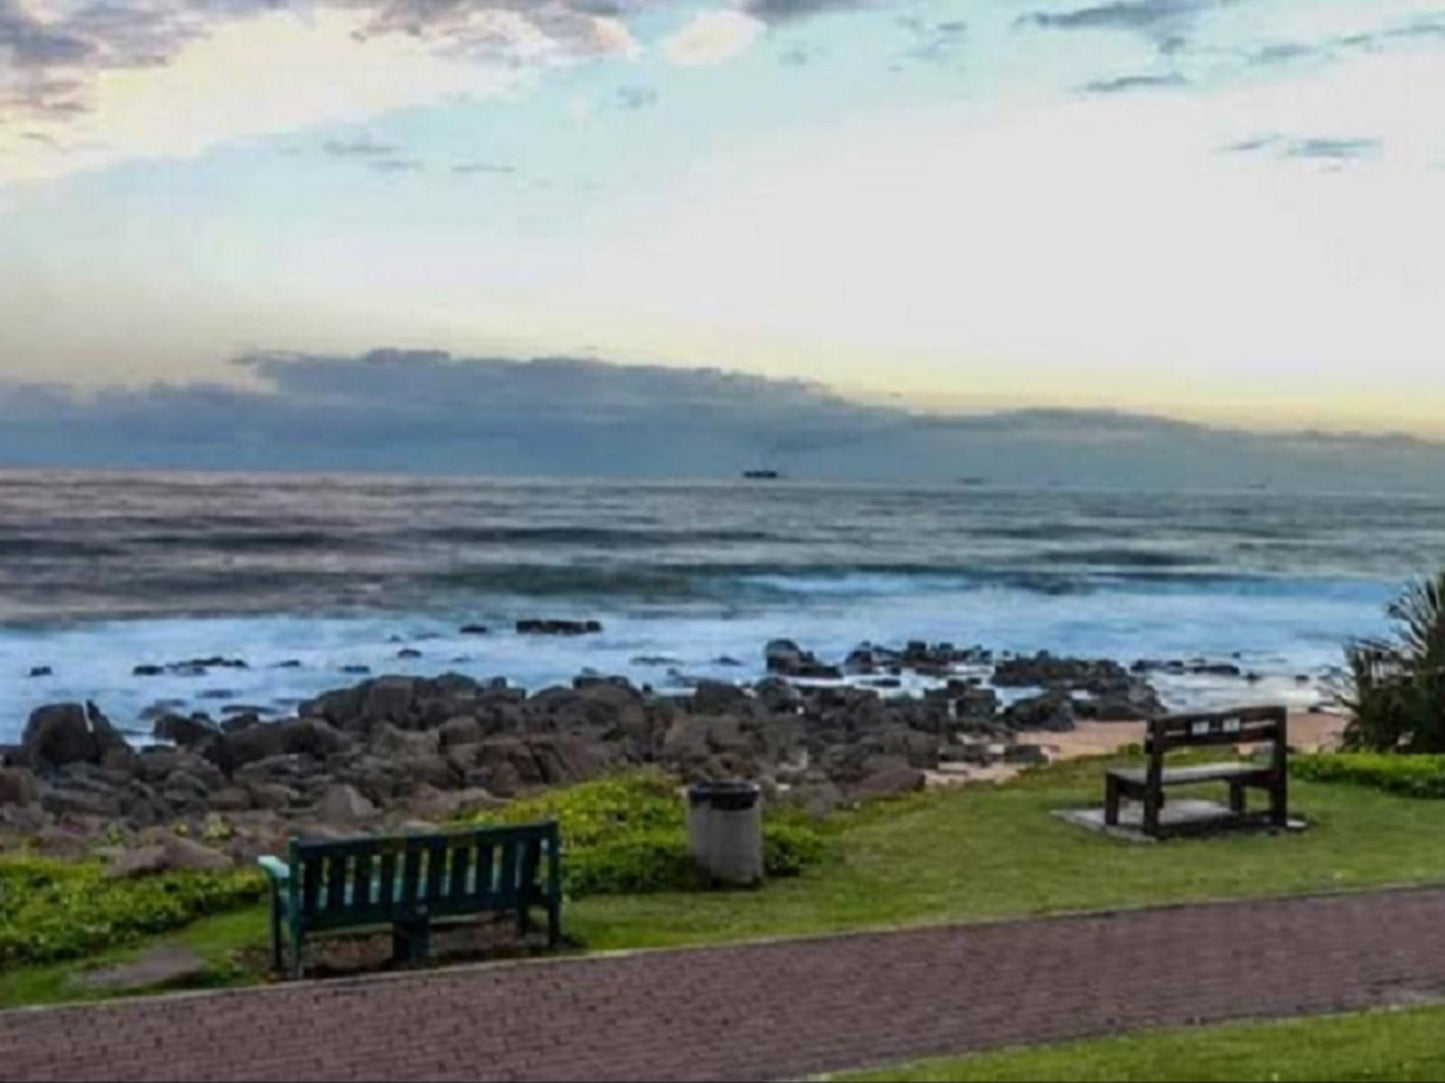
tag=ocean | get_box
[2,469,1441,741]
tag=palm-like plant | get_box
[1343,571,1445,753]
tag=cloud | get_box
[612,83,658,109]
[1016,0,1236,50]
[321,137,400,158]
[368,155,423,172]
[4,349,1445,490]
[897,16,967,65]
[663,9,765,66]
[0,1,641,183]
[1219,132,1281,154]
[1081,71,1187,93]
[451,160,517,174]
[744,0,866,24]
[1284,137,1380,161]
[1219,133,1381,164]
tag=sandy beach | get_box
[927,709,1350,788]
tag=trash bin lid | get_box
[687,780,761,810]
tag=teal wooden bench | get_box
[258,821,562,979]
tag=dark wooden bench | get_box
[1104,705,1288,838]
[258,821,562,979]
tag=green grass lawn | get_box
[832,1005,1445,1082]
[568,757,1445,950]
[9,756,1445,1011]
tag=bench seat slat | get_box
[1107,762,1274,785]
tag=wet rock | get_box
[459,624,489,635]
[754,676,803,713]
[713,656,743,667]
[515,619,602,635]
[152,713,220,748]
[992,652,1130,689]
[272,660,303,669]
[27,666,52,678]
[133,665,165,677]
[397,648,423,659]
[340,664,371,675]
[691,680,751,715]
[631,655,682,666]
[1003,690,1077,732]
[22,702,128,770]
[764,638,808,675]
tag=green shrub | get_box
[472,770,830,896]
[0,856,265,970]
[1293,752,1445,799]
[1343,571,1445,753]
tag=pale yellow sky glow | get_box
[1,0,1443,435]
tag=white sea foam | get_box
[0,575,1390,741]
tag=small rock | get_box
[317,783,377,825]
[0,767,40,807]
[459,624,489,635]
[341,664,371,675]
[27,666,52,678]
[397,648,423,659]
[272,660,303,669]
[133,665,164,677]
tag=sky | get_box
[2,0,1444,436]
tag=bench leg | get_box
[289,922,304,982]
[547,899,561,949]
[1104,776,1121,826]
[1142,790,1163,838]
[392,920,431,967]
[1229,781,1247,815]
[269,889,283,975]
[1269,776,1288,828]
[517,901,532,939]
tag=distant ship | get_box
[742,469,781,479]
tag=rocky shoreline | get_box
[0,636,1332,875]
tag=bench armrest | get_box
[257,855,290,883]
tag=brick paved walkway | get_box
[6,887,1445,1082]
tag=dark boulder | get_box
[691,680,751,716]
[22,702,128,770]
[28,666,52,678]
[152,713,220,748]
[1003,690,1077,732]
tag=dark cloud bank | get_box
[2,351,1443,492]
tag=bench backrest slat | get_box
[325,853,349,913]
[423,838,445,901]
[476,840,495,900]
[498,838,519,899]
[1145,706,1287,766]
[378,851,396,909]
[289,823,558,922]
[448,839,472,898]
[353,851,374,911]
[301,853,322,915]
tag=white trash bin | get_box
[686,780,763,886]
